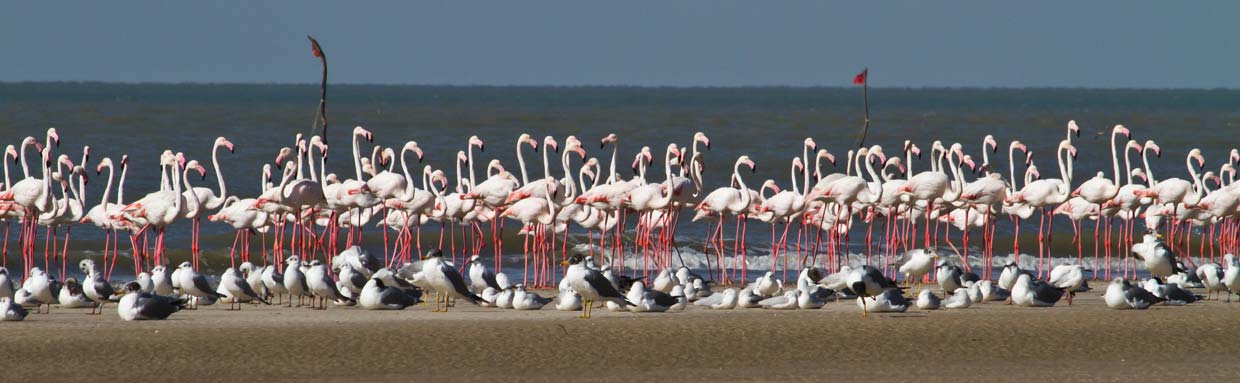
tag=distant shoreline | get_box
[2,81,1237,91]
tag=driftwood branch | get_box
[307,35,328,141]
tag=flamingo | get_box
[1069,125,1128,275]
[1007,140,1076,277]
[694,155,756,283]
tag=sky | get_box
[2,1,1238,87]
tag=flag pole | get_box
[853,68,870,148]
[307,35,328,141]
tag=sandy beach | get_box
[4,291,1239,382]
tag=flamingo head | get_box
[762,180,781,194]
[739,156,756,173]
[4,145,16,161]
[120,155,128,167]
[469,135,485,152]
[1190,149,1205,169]
[186,160,207,179]
[694,132,710,150]
[793,157,804,173]
[403,141,423,163]
[1010,140,1027,155]
[1067,120,1081,137]
[175,152,187,168]
[274,147,292,166]
[518,133,538,152]
[1144,141,1161,158]
[600,133,618,149]
[1132,168,1148,184]
[1113,124,1131,138]
[354,126,373,142]
[95,158,111,175]
[57,154,74,170]
[544,136,559,153]
[961,154,976,172]
[803,137,817,151]
[984,135,998,152]
[869,145,888,166]
[217,137,236,153]
[572,144,587,159]
[46,127,59,147]
[817,149,836,166]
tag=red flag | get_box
[853,68,868,85]
[308,36,323,58]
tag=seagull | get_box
[283,255,311,307]
[625,281,677,313]
[0,267,14,300]
[965,282,983,303]
[977,280,1010,302]
[916,289,941,310]
[220,267,270,310]
[1223,254,1240,302]
[176,262,225,309]
[554,288,582,311]
[1011,274,1064,307]
[261,265,288,305]
[998,262,1033,291]
[652,268,679,293]
[895,248,938,293]
[759,290,800,310]
[561,253,632,318]
[797,287,826,309]
[1047,264,1086,305]
[512,284,552,310]
[332,245,381,277]
[856,288,909,313]
[943,288,972,309]
[79,259,118,315]
[736,287,763,308]
[495,286,516,309]
[239,262,269,301]
[1132,232,1181,278]
[0,296,27,321]
[306,260,354,309]
[151,265,175,296]
[1104,278,1158,310]
[817,265,853,292]
[117,282,188,320]
[1195,262,1225,300]
[420,249,482,312]
[57,278,95,308]
[466,254,500,293]
[337,264,369,297]
[753,272,782,298]
[358,278,420,310]
[18,267,56,314]
[1143,277,1202,305]
[668,285,688,310]
[935,260,964,294]
[135,272,153,293]
[846,265,901,316]
[706,288,739,309]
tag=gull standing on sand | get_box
[1011,274,1064,307]
[466,255,500,293]
[420,249,482,312]
[358,278,419,310]
[1047,264,1086,305]
[561,254,632,318]
[18,267,56,314]
[80,260,118,315]
[261,265,288,305]
[220,267,270,310]
[151,265,175,296]
[1132,232,1180,277]
[846,265,900,316]
[895,248,938,292]
[0,296,27,321]
[306,260,354,309]
[1196,262,1225,300]
[1222,254,1240,302]
[176,262,225,309]
[0,267,15,299]
[283,255,311,307]
[936,260,964,293]
[117,282,188,320]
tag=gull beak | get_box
[560,260,570,266]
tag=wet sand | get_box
[5,292,1240,382]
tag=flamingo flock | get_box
[0,121,1239,300]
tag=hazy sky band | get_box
[2,1,1236,88]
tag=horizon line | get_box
[2,80,1238,91]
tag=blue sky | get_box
[2,1,1237,87]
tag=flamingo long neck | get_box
[352,131,364,181]
[318,147,327,186]
[802,145,810,195]
[117,160,128,204]
[399,147,413,199]
[1123,144,1134,186]
[68,170,84,207]
[160,160,170,192]
[664,149,674,185]
[1187,154,1203,198]
[734,161,751,210]
[929,145,941,173]
[578,166,591,194]
[1142,147,1156,185]
[3,152,11,189]
[541,141,552,180]
[1056,144,1070,187]
[607,143,618,184]
[981,142,991,175]
[790,160,800,195]
[97,162,113,206]
[454,158,464,194]
[171,163,184,218]
[906,147,914,180]
[296,145,306,180]
[18,141,31,179]
[466,145,477,189]
[1110,130,1122,187]
[540,182,556,225]
[306,144,318,184]
[863,153,883,203]
[853,151,864,177]
[942,152,963,202]
[516,139,530,185]
[844,150,855,177]
[691,157,703,198]
[1008,145,1019,193]
[212,142,227,202]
